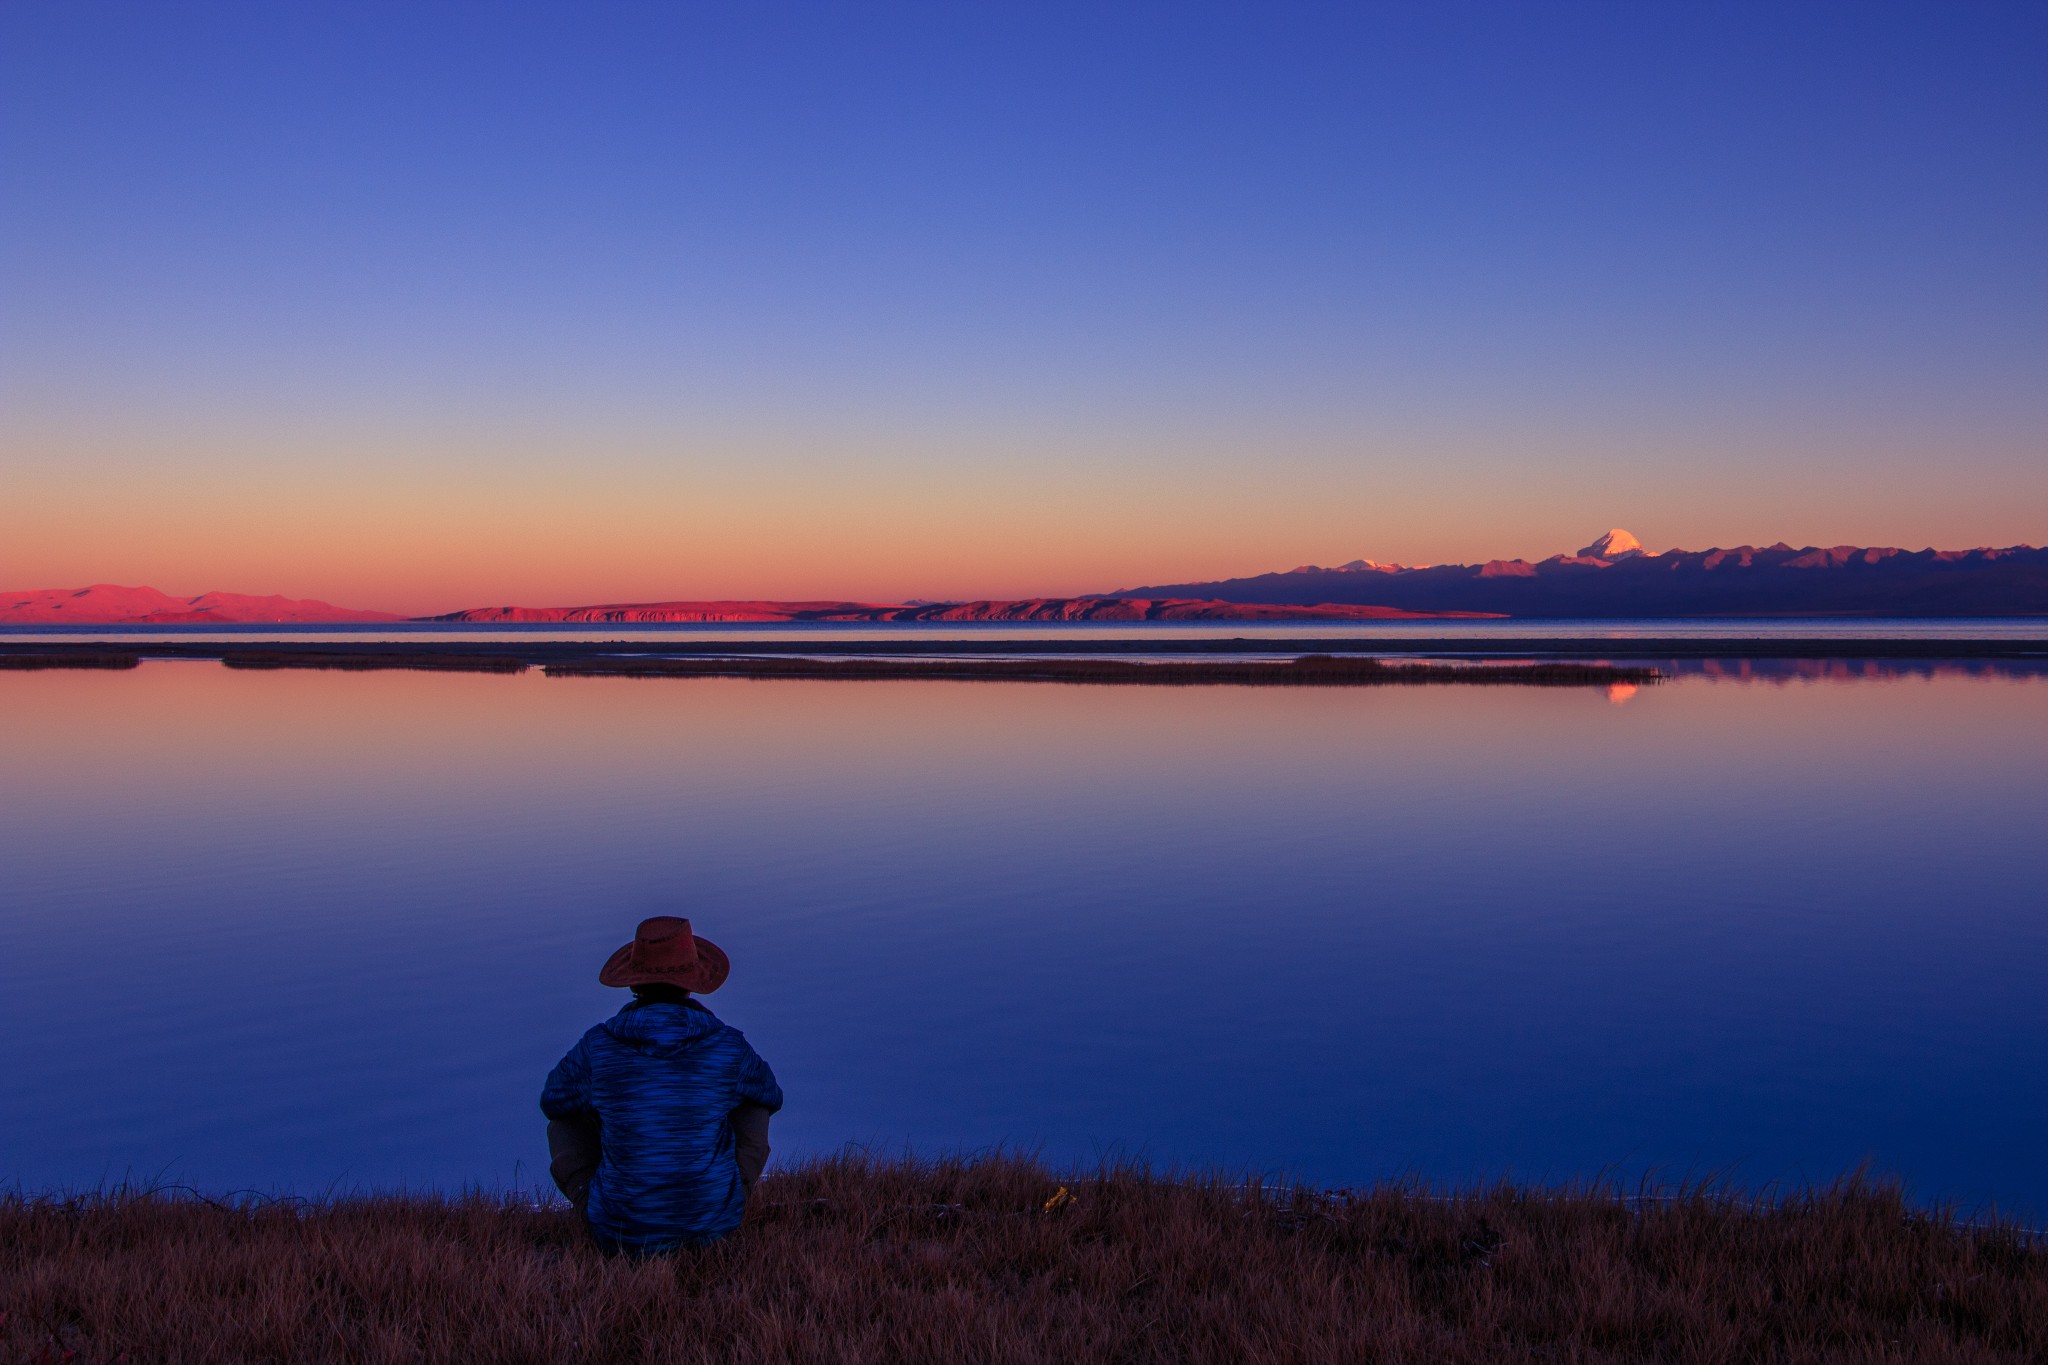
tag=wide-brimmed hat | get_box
[598,916,730,993]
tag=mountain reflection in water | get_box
[1,660,2043,1217]
[1666,657,2048,683]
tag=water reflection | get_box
[1665,657,2048,683]
[1,661,2043,1216]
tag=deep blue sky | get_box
[3,2,2043,608]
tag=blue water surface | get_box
[2,657,2043,1217]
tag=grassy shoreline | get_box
[6,1156,2042,1364]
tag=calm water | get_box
[3,659,2044,1214]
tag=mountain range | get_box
[425,598,1492,624]
[1116,532,2048,618]
[5,532,2043,623]
[0,584,402,624]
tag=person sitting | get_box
[540,916,782,1254]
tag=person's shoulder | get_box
[701,1011,756,1048]
[671,1000,759,1052]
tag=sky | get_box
[3,1,2044,613]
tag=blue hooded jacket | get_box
[540,998,782,1251]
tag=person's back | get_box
[541,917,782,1254]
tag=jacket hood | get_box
[601,999,722,1059]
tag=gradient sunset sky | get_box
[4,2,2044,614]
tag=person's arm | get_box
[734,1040,783,1114]
[546,1115,602,1214]
[540,1038,600,1212]
[730,1102,772,1191]
[540,1035,595,1120]
[730,1038,782,1192]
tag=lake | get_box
[3,650,2044,1216]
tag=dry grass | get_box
[4,1155,2042,1364]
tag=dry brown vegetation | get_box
[4,1155,2042,1364]
[540,655,1660,687]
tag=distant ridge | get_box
[1113,534,2048,618]
[12,532,2044,624]
[0,584,403,625]
[425,598,1500,624]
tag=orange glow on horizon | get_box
[8,406,2044,617]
